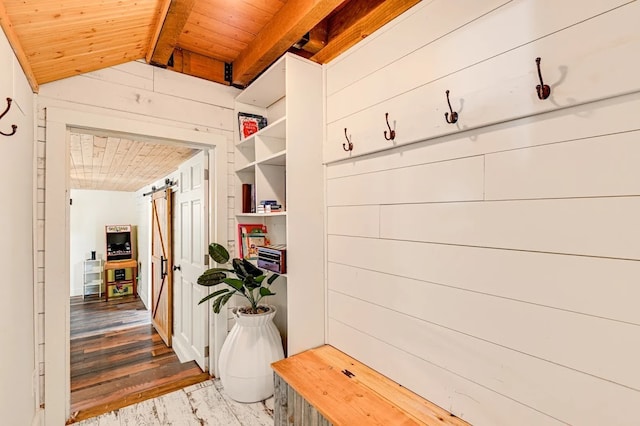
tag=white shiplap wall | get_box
[324,1,640,425]
[0,25,37,426]
[36,63,239,422]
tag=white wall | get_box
[324,1,640,425]
[69,189,138,296]
[38,61,236,423]
[0,27,37,426]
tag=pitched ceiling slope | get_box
[0,0,420,92]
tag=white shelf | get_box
[236,212,287,217]
[235,56,286,107]
[233,53,324,356]
[83,259,104,299]
[259,150,286,166]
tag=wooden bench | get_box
[271,345,469,426]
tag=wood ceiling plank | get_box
[191,0,279,36]
[0,0,39,91]
[3,0,157,15]
[8,5,157,29]
[232,0,344,86]
[148,0,197,66]
[18,24,155,49]
[177,33,244,63]
[311,0,420,63]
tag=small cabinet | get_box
[83,259,104,299]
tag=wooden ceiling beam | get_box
[146,0,196,66]
[168,49,228,86]
[0,0,39,92]
[311,0,420,64]
[232,0,344,86]
[303,21,329,54]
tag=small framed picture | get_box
[238,112,267,139]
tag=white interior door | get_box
[172,151,209,370]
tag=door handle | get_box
[161,256,168,278]
[173,265,181,271]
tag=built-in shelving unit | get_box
[83,259,104,299]
[234,53,325,356]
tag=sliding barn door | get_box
[151,188,173,347]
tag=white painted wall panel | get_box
[40,74,235,131]
[328,234,640,338]
[327,92,640,179]
[153,67,239,108]
[328,320,562,426]
[325,2,640,163]
[327,156,484,206]
[381,197,640,260]
[324,0,640,424]
[485,131,640,200]
[0,28,36,426]
[327,0,630,122]
[328,280,640,426]
[84,66,155,91]
[329,264,640,391]
[327,206,379,238]
[326,0,509,96]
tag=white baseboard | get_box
[171,334,195,364]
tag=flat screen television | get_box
[106,225,133,261]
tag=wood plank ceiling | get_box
[0,0,421,92]
[3,0,419,191]
[69,132,198,192]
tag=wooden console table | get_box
[104,259,138,301]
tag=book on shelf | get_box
[258,200,282,213]
[237,224,269,260]
[242,184,253,213]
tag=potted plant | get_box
[197,242,284,403]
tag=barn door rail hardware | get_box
[383,112,396,141]
[143,178,177,197]
[343,128,353,151]
[0,98,17,136]
[444,90,458,124]
[535,57,551,100]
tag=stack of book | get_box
[257,200,283,213]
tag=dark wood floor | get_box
[69,296,210,423]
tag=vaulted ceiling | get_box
[0,0,420,93]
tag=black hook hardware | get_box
[343,128,353,151]
[383,113,395,141]
[444,90,458,124]
[0,98,18,136]
[535,57,551,100]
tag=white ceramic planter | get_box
[218,305,285,403]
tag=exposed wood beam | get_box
[232,0,344,86]
[0,0,39,92]
[303,22,329,54]
[146,0,172,64]
[311,0,420,64]
[147,0,196,66]
[168,49,228,86]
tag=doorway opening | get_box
[44,107,228,425]
[66,130,212,421]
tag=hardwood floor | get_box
[69,296,210,423]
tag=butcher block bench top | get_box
[271,344,469,426]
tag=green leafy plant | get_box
[197,242,279,314]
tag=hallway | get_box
[69,296,209,423]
